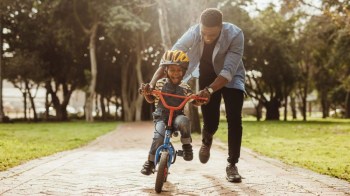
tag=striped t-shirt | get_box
[154,78,193,107]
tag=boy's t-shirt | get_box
[152,78,193,121]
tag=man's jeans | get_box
[201,87,244,164]
[148,115,191,161]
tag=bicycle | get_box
[150,90,207,193]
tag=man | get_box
[147,8,245,183]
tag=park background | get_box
[0,0,349,183]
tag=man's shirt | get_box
[172,22,246,91]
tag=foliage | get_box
[1,0,350,121]
[244,6,298,120]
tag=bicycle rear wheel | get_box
[155,151,169,193]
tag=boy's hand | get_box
[196,89,211,105]
[139,83,153,95]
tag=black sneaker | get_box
[141,160,154,175]
[182,144,193,161]
[226,163,242,183]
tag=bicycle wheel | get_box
[155,151,169,193]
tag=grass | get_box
[0,121,118,171]
[215,118,350,182]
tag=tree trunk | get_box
[45,81,72,121]
[320,91,329,118]
[0,16,4,122]
[23,91,27,120]
[283,95,288,121]
[255,100,263,121]
[290,95,297,120]
[100,95,107,120]
[45,85,50,120]
[134,35,145,121]
[121,33,144,122]
[345,91,350,118]
[187,79,201,133]
[25,81,38,121]
[85,22,99,122]
[156,0,172,50]
[265,98,280,120]
[302,87,308,121]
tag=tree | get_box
[4,50,45,121]
[245,6,298,120]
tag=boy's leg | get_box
[141,120,166,175]
[174,115,193,161]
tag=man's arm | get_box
[149,67,166,88]
[208,75,229,92]
[218,30,244,84]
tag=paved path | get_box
[0,122,349,195]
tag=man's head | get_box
[160,50,189,85]
[200,8,222,44]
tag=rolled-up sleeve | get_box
[219,30,244,82]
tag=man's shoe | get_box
[199,143,211,164]
[182,144,193,161]
[226,163,242,183]
[141,160,154,176]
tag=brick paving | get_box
[0,122,349,195]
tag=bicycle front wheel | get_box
[155,151,169,193]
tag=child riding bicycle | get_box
[139,50,206,175]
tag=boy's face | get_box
[166,64,184,85]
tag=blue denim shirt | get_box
[172,22,245,91]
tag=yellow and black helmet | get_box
[160,50,189,71]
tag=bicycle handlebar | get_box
[151,90,207,111]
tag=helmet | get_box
[160,50,189,71]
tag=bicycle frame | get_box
[152,90,207,168]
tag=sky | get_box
[245,0,322,17]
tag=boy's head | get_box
[160,50,189,85]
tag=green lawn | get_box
[0,121,118,171]
[215,118,350,182]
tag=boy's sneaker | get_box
[182,144,193,161]
[141,160,154,175]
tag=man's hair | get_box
[200,8,223,27]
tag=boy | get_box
[139,50,204,175]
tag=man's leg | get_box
[199,90,222,163]
[222,88,244,182]
[174,115,193,161]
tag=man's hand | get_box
[139,83,153,95]
[196,89,211,105]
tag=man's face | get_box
[200,24,221,44]
[166,64,184,85]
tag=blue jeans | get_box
[201,87,244,164]
[148,115,191,161]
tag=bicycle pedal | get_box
[177,150,183,157]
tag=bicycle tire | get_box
[155,151,169,193]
